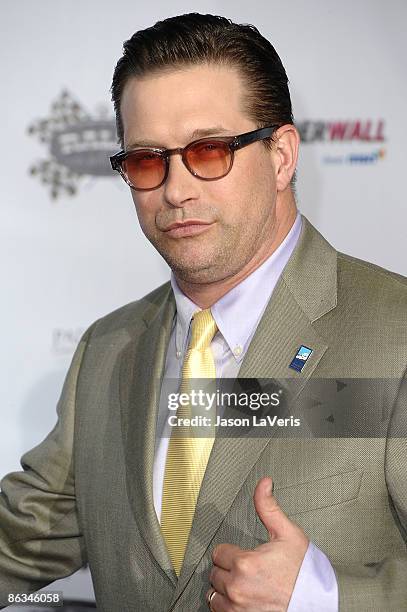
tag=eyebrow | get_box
[126,126,232,150]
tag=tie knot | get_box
[190,309,217,350]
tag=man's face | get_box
[120,64,280,285]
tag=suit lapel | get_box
[171,215,338,602]
[119,284,177,586]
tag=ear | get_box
[272,124,300,192]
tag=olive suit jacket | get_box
[1,216,407,611]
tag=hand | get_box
[206,477,309,612]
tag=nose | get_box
[162,153,200,208]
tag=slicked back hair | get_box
[111,13,295,182]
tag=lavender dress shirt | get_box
[153,212,338,610]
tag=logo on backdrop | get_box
[296,119,386,165]
[27,90,118,200]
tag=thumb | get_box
[253,477,291,541]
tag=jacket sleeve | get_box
[0,326,94,608]
[333,370,407,612]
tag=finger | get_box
[205,588,229,612]
[212,543,242,570]
[209,565,231,596]
[253,476,290,540]
[206,587,216,609]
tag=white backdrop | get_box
[1,0,406,604]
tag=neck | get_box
[175,194,298,309]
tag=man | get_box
[1,12,407,612]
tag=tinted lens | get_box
[186,140,232,179]
[122,151,166,189]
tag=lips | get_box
[162,219,214,238]
[163,220,212,232]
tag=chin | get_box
[169,262,220,284]
[160,248,216,277]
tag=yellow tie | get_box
[161,309,218,576]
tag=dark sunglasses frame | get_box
[110,125,279,191]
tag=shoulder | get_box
[336,250,407,319]
[82,280,172,341]
[338,250,407,289]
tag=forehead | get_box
[120,64,252,147]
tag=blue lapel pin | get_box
[289,345,313,372]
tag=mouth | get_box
[162,220,215,238]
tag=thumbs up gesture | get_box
[206,477,309,611]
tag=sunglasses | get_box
[110,125,278,191]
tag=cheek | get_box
[214,181,258,225]
[216,153,271,213]
[132,194,158,232]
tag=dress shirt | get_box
[153,212,338,610]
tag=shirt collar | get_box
[171,212,302,362]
